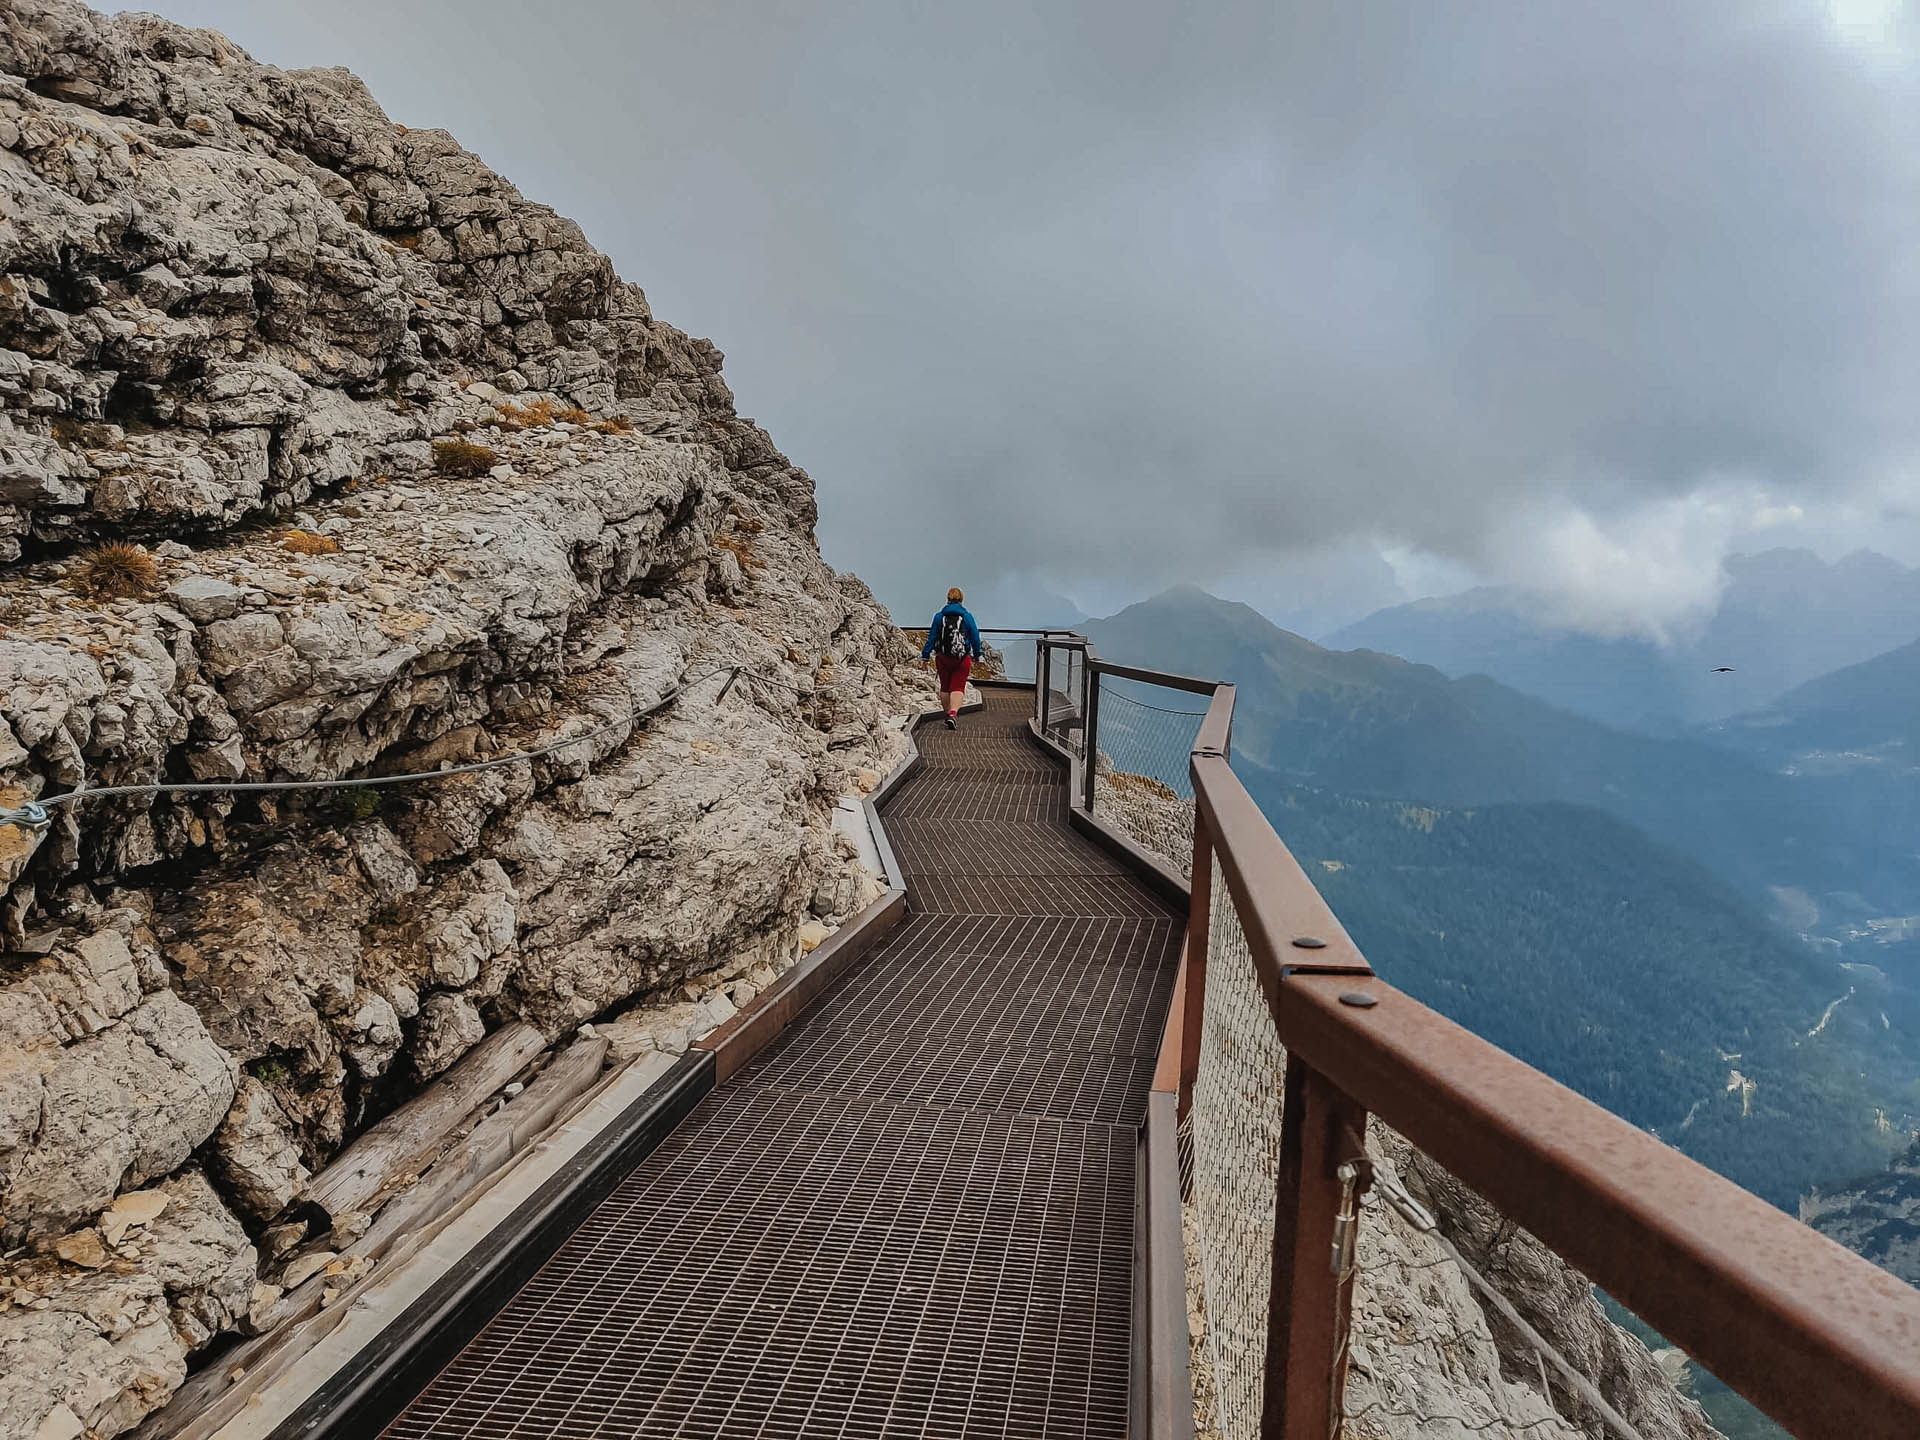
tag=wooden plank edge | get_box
[266,1050,716,1440]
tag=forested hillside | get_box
[1238,768,1918,1205]
[1086,586,1920,916]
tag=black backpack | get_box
[936,610,970,658]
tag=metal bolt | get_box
[1291,936,1327,949]
[1339,991,1377,1008]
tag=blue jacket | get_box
[921,603,983,660]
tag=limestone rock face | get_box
[207,1076,311,1224]
[136,1170,257,1351]
[0,1270,185,1440]
[0,2,921,1432]
[1341,1137,1583,1440]
[1401,1145,1721,1440]
[2,987,237,1245]
[1188,1129,1724,1440]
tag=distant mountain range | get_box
[1084,584,1920,914]
[952,573,1087,629]
[1327,548,1920,731]
[1080,583,1920,1208]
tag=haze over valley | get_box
[1066,577,1920,1217]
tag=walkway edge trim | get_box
[695,885,907,1082]
[268,696,974,1437]
[268,1049,717,1440]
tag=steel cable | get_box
[1365,1167,1650,1440]
[0,662,821,831]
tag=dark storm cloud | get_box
[169,0,1920,623]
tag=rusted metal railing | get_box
[1029,633,1920,1440]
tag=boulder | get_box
[136,1172,256,1350]
[164,577,243,624]
[0,1271,186,1439]
[1,992,237,1245]
[411,992,486,1079]
[206,1078,311,1225]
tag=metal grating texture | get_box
[907,870,1172,918]
[885,817,1129,877]
[883,774,1067,823]
[383,688,1182,1439]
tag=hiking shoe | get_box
[945,714,958,729]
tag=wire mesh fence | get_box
[1042,642,1087,756]
[1181,882,1748,1440]
[1028,636,1839,1440]
[1186,854,1287,1440]
[1088,674,1206,874]
[1343,1135,1604,1440]
[985,634,1038,684]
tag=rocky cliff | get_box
[1803,1136,1920,1288]
[0,3,921,1432]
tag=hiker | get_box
[921,586,983,728]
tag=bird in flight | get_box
[1712,667,1735,673]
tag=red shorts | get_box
[934,655,972,692]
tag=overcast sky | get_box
[160,0,1920,637]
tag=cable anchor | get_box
[1373,1166,1438,1234]
[0,800,53,833]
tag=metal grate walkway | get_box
[383,690,1182,1439]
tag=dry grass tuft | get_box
[713,531,759,574]
[494,398,554,430]
[554,404,591,425]
[71,542,158,599]
[281,530,341,555]
[433,438,497,477]
[1108,770,1181,802]
[589,414,634,435]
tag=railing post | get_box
[1261,1055,1370,1440]
[1178,814,1211,1129]
[1082,667,1100,812]
[1038,641,1052,734]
